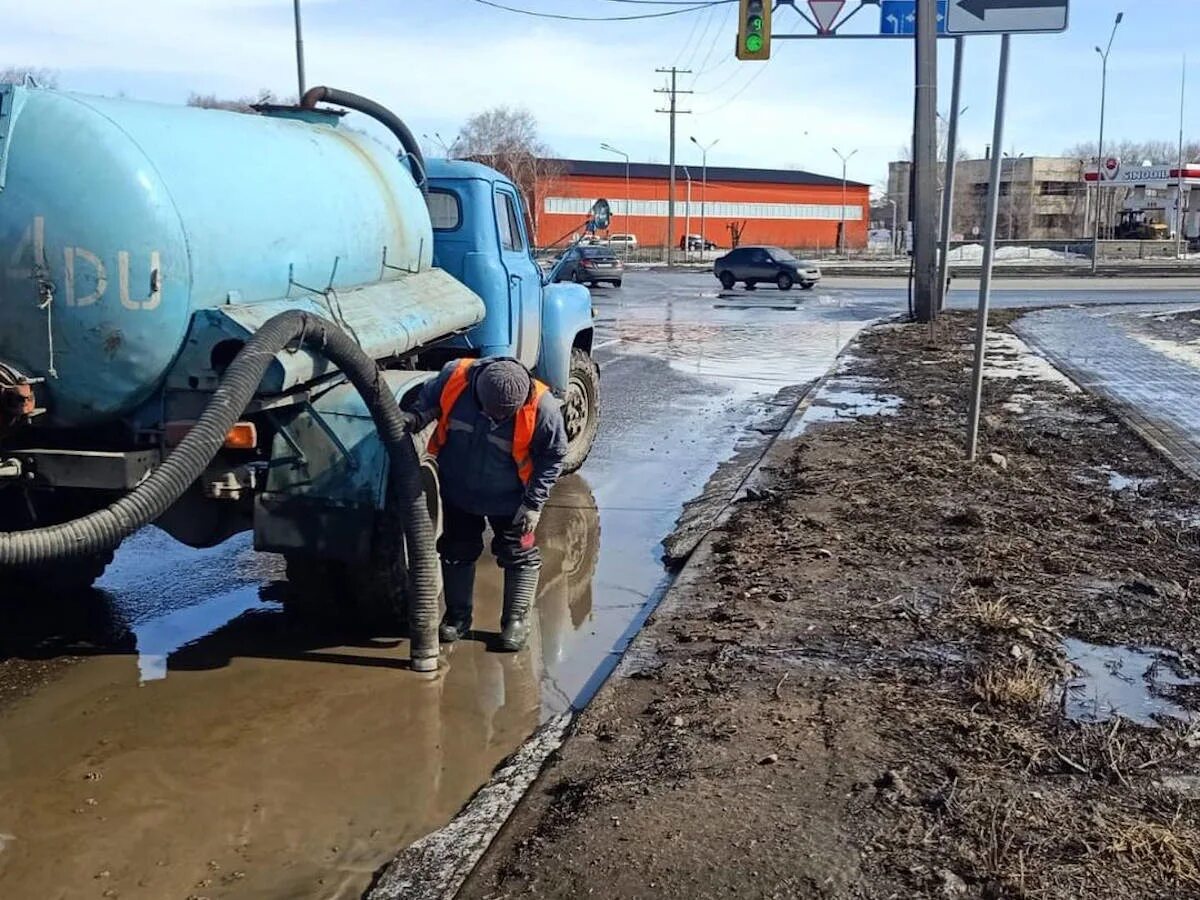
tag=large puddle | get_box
[0,476,636,899]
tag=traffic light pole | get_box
[912,0,939,323]
[656,67,692,267]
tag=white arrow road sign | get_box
[947,0,1068,34]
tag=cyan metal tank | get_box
[0,86,434,427]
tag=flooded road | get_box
[0,272,1185,899]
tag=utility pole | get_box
[293,0,306,97]
[912,0,939,322]
[656,67,692,266]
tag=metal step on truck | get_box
[0,83,602,671]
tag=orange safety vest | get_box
[427,359,550,485]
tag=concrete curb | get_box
[366,713,572,900]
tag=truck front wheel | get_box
[561,347,600,475]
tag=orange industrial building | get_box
[534,158,870,251]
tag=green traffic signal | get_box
[736,0,770,61]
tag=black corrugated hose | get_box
[300,86,428,196]
[0,310,440,671]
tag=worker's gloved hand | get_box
[513,504,541,535]
[399,411,420,434]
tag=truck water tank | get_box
[0,86,433,427]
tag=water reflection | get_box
[0,476,604,899]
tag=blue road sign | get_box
[880,0,948,35]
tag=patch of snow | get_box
[1130,333,1200,372]
[978,332,1081,391]
[947,244,1086,264]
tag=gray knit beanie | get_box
[476,359,531,420]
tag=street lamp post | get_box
[682,167,693,260]
[600,142,631,258]
[1003,152,1024,240]
[1092,12,1124,273]
[691,136,719,259]
[833,147,859,255]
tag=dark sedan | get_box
[712,246,821,291]
[553,246,624,287]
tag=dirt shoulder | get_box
[459,311,1200,900]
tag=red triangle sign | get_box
[809,0,845,32]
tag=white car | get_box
[604,233,639,251]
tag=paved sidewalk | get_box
[1014,302,1200,480]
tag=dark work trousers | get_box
[438,500,541,569]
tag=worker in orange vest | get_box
[405,357,568,651]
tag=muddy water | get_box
[0,273,886,899]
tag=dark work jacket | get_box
[413,358,568,517]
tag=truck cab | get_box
[423,159,599,471]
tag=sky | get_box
[0,0,1194,195]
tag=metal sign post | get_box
[936,35,965,312]
[965,33,1011,461]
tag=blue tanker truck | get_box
[0,84,601,671]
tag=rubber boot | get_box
[499,565,540,652]
[439,561,475,643]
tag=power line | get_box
[689,3,735,83]
[697,60,772,114]
[681,3,721,70]
[468,0,729,20]
[673,3,707,65]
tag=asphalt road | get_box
[2,271,1199,899]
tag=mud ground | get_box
[459,311,1200,900]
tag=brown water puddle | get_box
[0,478,603,900]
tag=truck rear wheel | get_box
[562,348,600,475]
[283,448,441,632]
[0,491,115,595]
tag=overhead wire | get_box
[696,58,773,114]
[468,0,732,21]
[689,2,736,83]
[681,3,721,70]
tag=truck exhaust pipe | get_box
[0,311,441,672]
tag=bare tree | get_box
[455,106,562,239]
[0,67,58,87]
[1066,139,1200,166]
[187,89,294,114]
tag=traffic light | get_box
[736,0,771,61]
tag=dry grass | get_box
[971,659,1053,712]
[970,597,1015,633]
[1103,813,1200,887]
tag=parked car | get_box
[712,246,821,291]
[554,245,624,287]
[604,233,639,252]
[680,234,719,251]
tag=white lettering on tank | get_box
[63,247,108,307]
[118,250,162,311]
[6,215,45,280]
